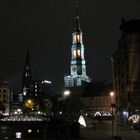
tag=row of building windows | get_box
[0,89,9,93]
[0,94,9,98]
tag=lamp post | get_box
[110,91,115,139]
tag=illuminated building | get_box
[64,3,91,87]
[0,81,12,115]
[112,19,140,117]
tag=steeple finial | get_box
[75,0,81,32]
[26,48,29,65]
[76,0,79,17]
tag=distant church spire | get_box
[21,48,32,96]
[25,48,30,66]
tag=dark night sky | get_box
[0,0,140,92]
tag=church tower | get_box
[21,49,32,97]
[64,1,91,87]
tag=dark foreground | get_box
[1,119,140,140]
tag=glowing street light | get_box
[110,91,114,97]
[25,99,34,108]
[63,90,71,100]
[27,99,32,104]
[64,90,70,96]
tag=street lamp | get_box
[110,91,115,139]
[64,90,70,96]
[63,90,70,99]
[25,99,34,109]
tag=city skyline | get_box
[0,0,140,92]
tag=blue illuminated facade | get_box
[64,5,91,87]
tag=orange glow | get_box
[77,50,81,57]
[110,92,114,96]
[25,99,34,108]
[76,35,80,41]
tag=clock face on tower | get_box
[72,67,76,72]
[77,66,82,74]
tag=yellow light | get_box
[25,99,34,108]
[28,99,32,104]
[110,92,114,96]
[64,90,70,96]
[76,35,80,41]
[77,50,81,57]
[28,129,32,133]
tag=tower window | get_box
[73,34,81,42]
[76,35,80,41]
[76,35,80,42]
[25,73,28,77]
[73,50,76,57]
[81,50,84,57]
[77,50,81,57]
[73,35,76,42]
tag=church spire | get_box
[74,0,81,32]
[25,48,30,66]
[64,0,91,87]
[21,48,32,95]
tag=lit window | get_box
[25,73,27,77]
[73,35,76,42]
[81,50,84,56]
[73,50,76,57]
[76,35,80,42]
[77,50,81,57]
[28,129,32,133]
[16,132,22,139]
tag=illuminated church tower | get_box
[21,49,32,97]
[64,3,91,87]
